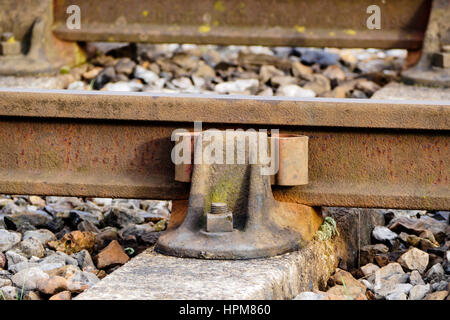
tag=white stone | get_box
[11,267,49,291]
[133,66,159,84]
[372,226,397,242]
[294,292,325,300]
[0,278,12,287]
[67,81,86,90]
[0,229,21,252]
[398,248,429,274]
[425,263,445,282]
[0,286,19,300]
[20,237,45,258]
[361,263,379,277]
[431,280,448,292]
[67,271,100,292]
[385,49,407,59]
[257,87,274,96]
[409,270,425,285]
[386,292,407,300]
[374,263,407,293]
[23,229,56,246]
[5,250,27,266]
[9,261,39,273]
[92,198,113,207]
[375,283,412,299]
[191,75,205,88]
[276,84,316,98]
[408,284,430,300]
[172,77,194,90]
[376,263,405,280]
[103,80,144,92]
[215,79,259,94]
[249,46,274,55]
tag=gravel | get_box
[0,195,170,300]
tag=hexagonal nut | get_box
[0,41,21,56]
[433,52,450,68]
[206,212,233,233]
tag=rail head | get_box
[0,88,449,130]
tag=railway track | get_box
[0,88,448,210]
[0,0,449,303]
[0,0,448,245]
[0,0,447,241]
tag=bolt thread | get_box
[210,202,227,214]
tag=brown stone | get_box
[0,252,6,269]
[374,254,390,267]
[327,269,367,300]
[49,290,72,300]
[326,284,366,300]
[29,196,46,207]
[94,228,119,251]
[419,230,438,244]
[423,291,448,300]
[238,52,292,70]
[374,250,405,268]
[172,52,199,71]
[82,67,103,81]
[46,265,80,279]
[94,240,130,269]
[291,61,313,80]
[23,291,43,300]
[419,238,439,251]
[37,276,68,295]
[259,65,284,83]
[388,216,447,243]
[96,269,107,279]
[355,79,380,96]
[406,234,421,247]
[303,74,331,96]
[332,269,366,290]
[397,248,429,274]
[322,80,357,98]
[48,231,95,255]
[360,243,389,265]
[270,75,297,87]
[323,292,349,300]
[193,62,216,78]
[322,65,346,81]
[399,231,438,251]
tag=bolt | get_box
[206,202,233,232]
[210,202,228,214]
[0,32,21,56]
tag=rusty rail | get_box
[53,0,431,49]
[0,88,448,210]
